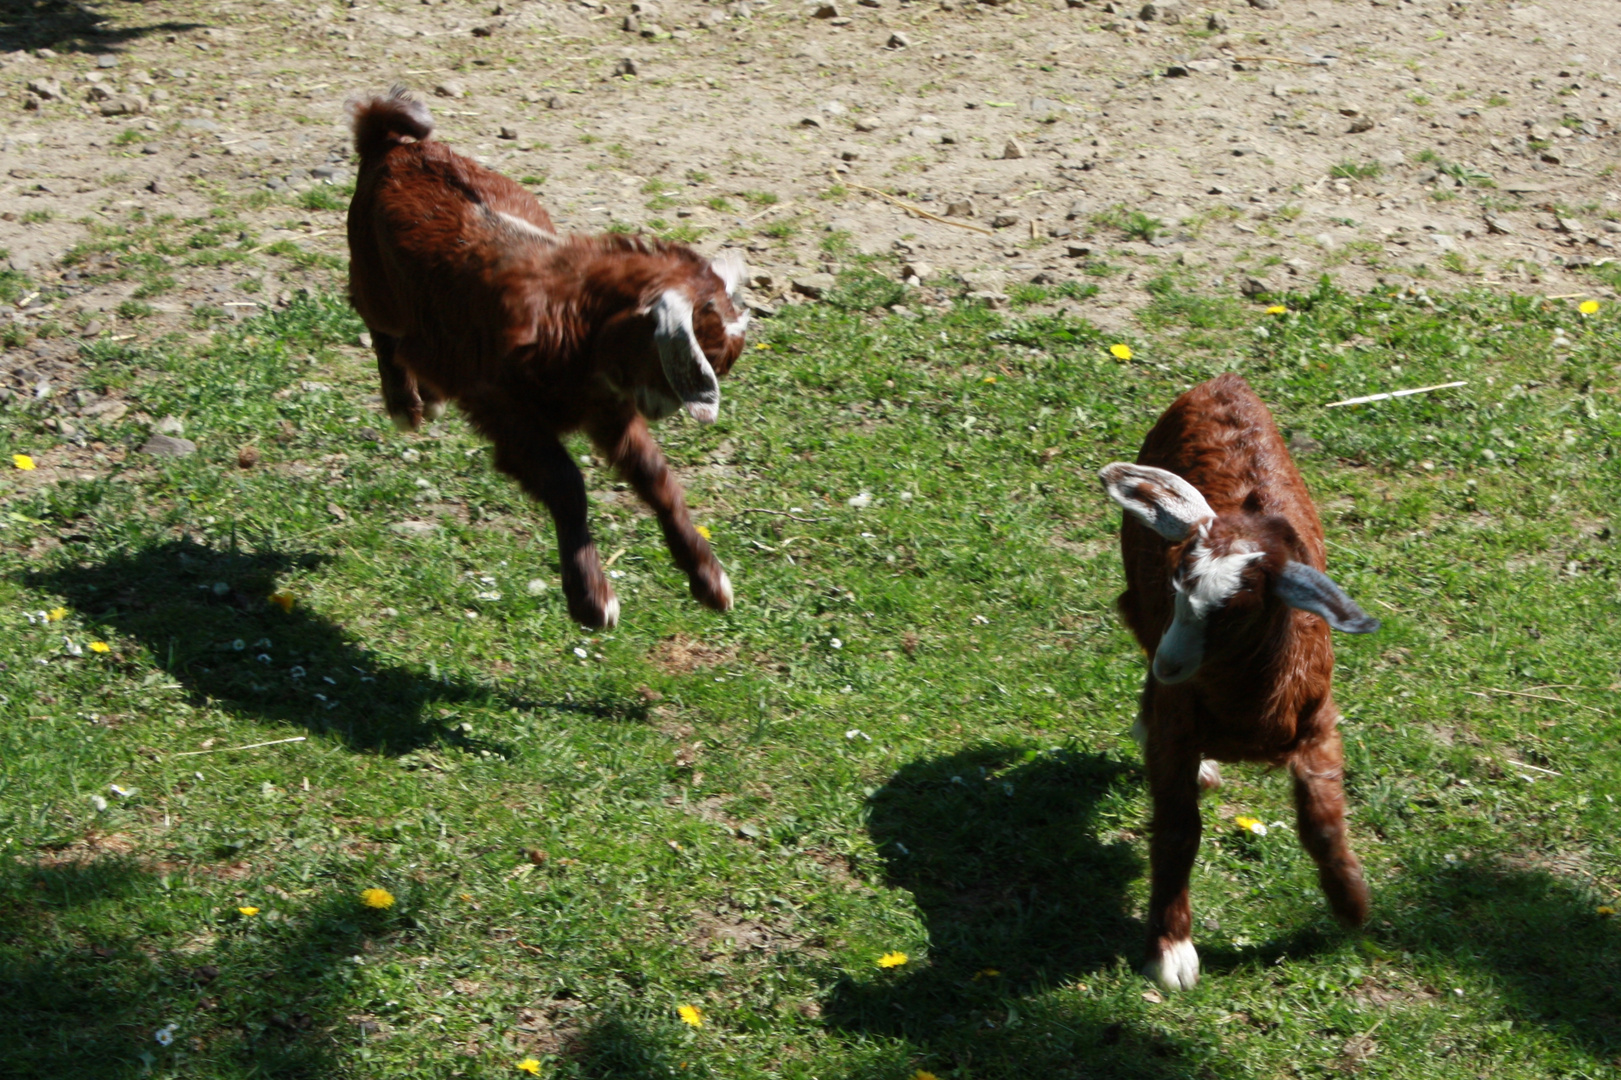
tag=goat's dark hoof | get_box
[690,565,733,613]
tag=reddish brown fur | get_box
[1114,373,1368,983]
[346,89,748,629]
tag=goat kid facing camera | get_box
[1098,373,1380,993]
[345,87,750,630]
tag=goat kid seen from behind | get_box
[346,87,749,629]
[1098,373,1379,992]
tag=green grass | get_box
[1,270,1619,1079]
[1330,161,1383,181]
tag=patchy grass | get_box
[1,275,1619,1080]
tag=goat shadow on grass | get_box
[824,745,1231,1079]
[22,538,646,756]
[0,853,406,1079]
[0,0,204,55]
[1382,858,1621,1059]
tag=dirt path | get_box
[3,0,1618,356]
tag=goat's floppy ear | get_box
[1099,463,1215,541]
[650,289,720,423]
[710,250,746,307]
[1274,562,1380,633]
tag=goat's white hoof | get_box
[1143,938,1200,992]
[714,568,733,612]
[1199,759,1222,790]
[601,594,620,629]
[423,401,446,422]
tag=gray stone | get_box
[944,198,975,217]
[141,433,196,458]
[613,57,638,76]
[499,126,519,140]
[1002,138,1027,160]
[389,520,441,537]
[967,290,1010,310]
[434,80,466,98]
[991,213,1020,228]
[96,54,118,68]
[1139,0,1180,21]
[1247,0,1277,8]
[181,117,220,131]
[1347,116,1375,134]
[1240,276,1274,297]
[902,261,934,281]
[155,415,185,436]
[854,116,881,132]
[888,31,911,47]
[1207,11,1229,28]
[791,273,837,298]
[812,2,839,15]
[26,78,62,100]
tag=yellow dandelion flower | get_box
[237,906,260,917]
[983,375,997,384]
[360,887,395,910]
[877,951,909,969]
[47,607,67,622]
[1598,905,1616,916]
[12,454,36,471]
[1579,299,1600,315]
[695,525,712,541]
[914,1072,941,1080]
[268,592,295,613]
[1234,816,1268,836]
[1109,343,1133,361]
[516,1059,541,1075]
[1266,305,1288,315]
[88,641,111,654]
[678,1005,704,1028]
[971,968,1001,981]
[755,343,771,351]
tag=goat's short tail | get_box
[347,85,433,163]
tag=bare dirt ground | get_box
[2,0,1618,372]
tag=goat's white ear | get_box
[710,250,746,305]
[1274,562,1380,634]
[650,289,720,423]
[1098,463,1215,542]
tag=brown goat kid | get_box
[346,88,749,629]
[1099,373,1379,992]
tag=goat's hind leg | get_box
[588,411,732,613]
[1291,727,1369,927]
[373,333,446,432]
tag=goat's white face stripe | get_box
[722,308,751,340]
[1153,538,1263,684]
[1183,540,1263,619]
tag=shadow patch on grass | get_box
[824,745,1220,1077]
[0,0,204,54]
[0,854,410,1080]
[1386,860,1621,1057]
[21,538,526,756]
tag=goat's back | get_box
[1135,373,1322,557]
[347,101,557,367]
[1117,374,1327,666]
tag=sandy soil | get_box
[2,0,1618,365]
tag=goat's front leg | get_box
[1143,729,1205,991]
[1291,726,1369,927]
[489,433,618,629]
[587,411,732,613]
